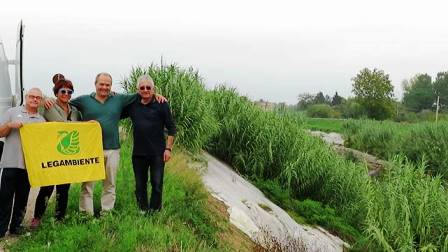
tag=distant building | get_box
[254,99,276,111]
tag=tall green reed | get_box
[121,64,219,154]
[365,157,448,251]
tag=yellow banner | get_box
[20,122,105,187]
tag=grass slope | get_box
[7,141,253,252]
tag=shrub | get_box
[342,120,404,158]
[394,111,418,123]
[418,109,437,121]
[306,104,340,118]
[337,98,366,119]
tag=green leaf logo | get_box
[57,130,80,155]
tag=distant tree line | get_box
[297,91,345,109]
[296,68,448,121]
[402,72,448,112]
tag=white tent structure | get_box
[0,21,24,158]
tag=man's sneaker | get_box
[30,218,41,230]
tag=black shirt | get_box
[122,97,176,156]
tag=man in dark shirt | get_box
[122,74,176,212]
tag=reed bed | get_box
[121,65,448,250]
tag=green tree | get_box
[325,94,332,104]
[314,91,327,104]
[433,71,448,109]
[402,74,434,112]
[331,92,345,106]
[297,93,316,110]
[352,68,395,120]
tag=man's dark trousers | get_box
[34,184,70,220]
[0,168,30,237]
[0,141,4,161]
[132,155,165,211]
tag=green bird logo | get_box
[57,130,80,155]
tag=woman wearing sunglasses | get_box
[30,74,81,229]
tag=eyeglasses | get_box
[59,88,73,95]
[139,86,152,91]
[28,95,42,100]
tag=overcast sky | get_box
[1,0,448,104]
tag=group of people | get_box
[0,72,176,238]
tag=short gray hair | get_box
[136,74,154,88]
[26,87,43,96]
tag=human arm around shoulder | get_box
[120,103,131,120]
[119,93,138,107]
[69,95,85,109]
[43,95,56,110]
[155,94,167,103]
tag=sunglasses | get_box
[139,85,152,91]
[59,88,73,95]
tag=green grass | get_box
[8,142,246,252]
[304,117,347,133]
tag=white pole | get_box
[436,96,440,123]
